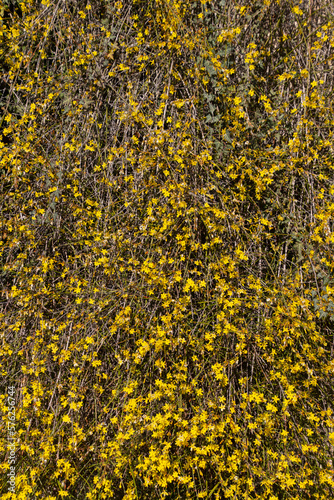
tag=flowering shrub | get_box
[1,0,334,498]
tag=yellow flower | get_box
[58,491,69,497]
[329,432,334,445]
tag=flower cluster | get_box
[1,0,334,498]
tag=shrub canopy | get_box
[1,0,334,499]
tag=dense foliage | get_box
[1,0,334,498]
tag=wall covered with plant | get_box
[1,0,334,498]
